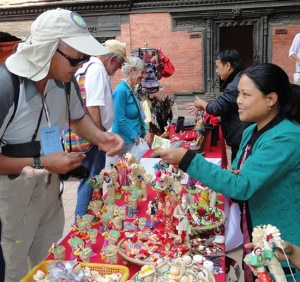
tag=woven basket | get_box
[190,205,226,235]
[117,239,156,266]
[20,261,130,282]
[117,233,183,266]
[129,264,216,282]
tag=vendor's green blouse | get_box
[180,118,300,281]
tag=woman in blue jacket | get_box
[156,63,300,282]
[111,56,149,156]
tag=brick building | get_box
[1,0,300,104]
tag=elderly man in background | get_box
[74,39,128,220]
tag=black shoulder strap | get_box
[71,76,83,107]
[0,63,20,141]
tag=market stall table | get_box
[44,187,226,281]
[42,125,228,280]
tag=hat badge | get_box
[70,12,87,28]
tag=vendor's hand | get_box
[96,131,124,156]
[155,148,187,165]
[244,241,295,262]
[41,151,86,174]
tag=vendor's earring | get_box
[268,105,271,111]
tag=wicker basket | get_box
[117,233,184,266]
[20,260,130,282]
[190,205,226,235]
[129,264,216,282]
[118,239,156,266]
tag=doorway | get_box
[219,26,253,69]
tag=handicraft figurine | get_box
[128,163,153,201]
[155,175,183,205]
[147,199,159,229]
[190,113,205,152]
[173,194,200,247]
[168,164,185,182]
[195,183,218,207]
[244,224,289,282]
[86,174,103,201]
[162,200,175,234]
[244,246,274,282]
[100,168,120,202]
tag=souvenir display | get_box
[32,144,229,282]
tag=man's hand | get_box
[41,151,86,174]
[187,96,208,115]
[96,131,124,156]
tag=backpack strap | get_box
[0,63,20,142]
[75,62,95,112]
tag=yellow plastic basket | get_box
[20,260,130,282]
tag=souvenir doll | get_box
[147,199,158,229]
[163,200,175,234]
[168,164,185,182]
[86,175,103,201]
[244,246,274,282]
[173,194,199,247]
[251,224,287,281]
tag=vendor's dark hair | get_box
[215,49,243,72]
[243,63,300,123]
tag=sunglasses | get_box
[56,49,90,67]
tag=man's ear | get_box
[225,61,232,71]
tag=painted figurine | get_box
[173,194,199,247]
[251,225,287,281]
[147,199,158,228]
[244,246,274,282]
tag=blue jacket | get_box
[181,118,300,281]
[112,80,145,144]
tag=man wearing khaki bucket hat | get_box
[0,8,123,281]
[74,39,128,221]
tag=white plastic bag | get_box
[131,139,149,161]
[224,196,243,252]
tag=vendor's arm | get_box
[156,125,300,201]
[70,115,124,156]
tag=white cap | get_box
[6,8,108,81]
